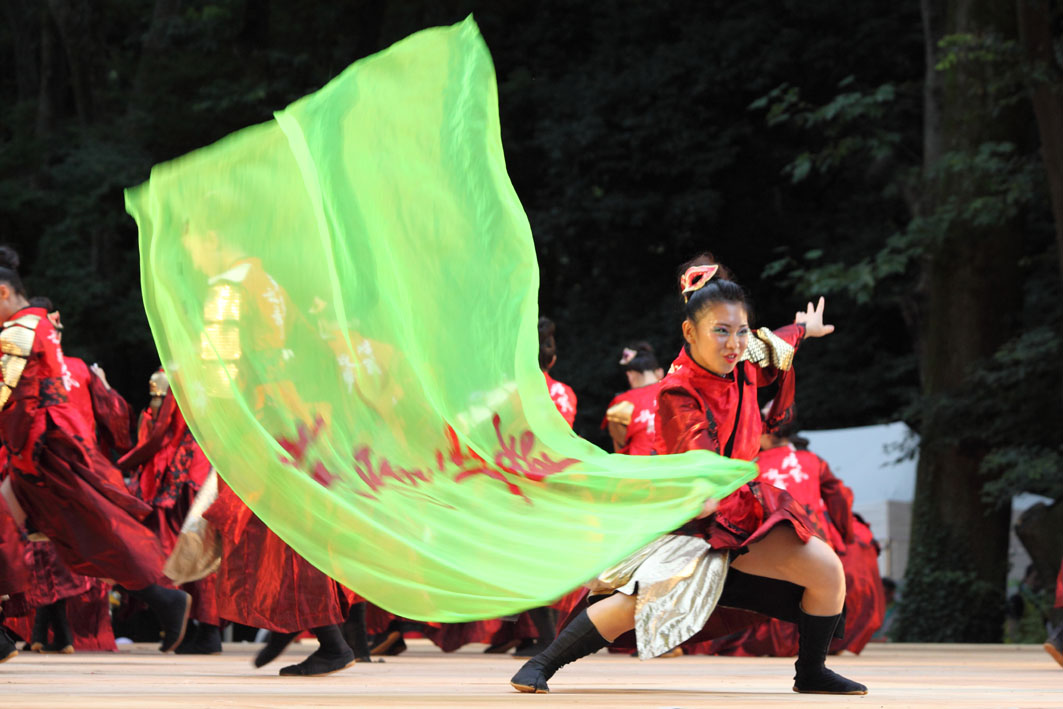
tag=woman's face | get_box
[682,301,749,376]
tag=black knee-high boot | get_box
[254,630,298,667]
[278,624,355,677]
[342,602,372,661]
[793,611,867,695]
[510,610,608,694]
[124,584,191,653]
[42,599,73,653]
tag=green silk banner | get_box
[125,16,755,621]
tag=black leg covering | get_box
[0,625,17,663]
[29,605,50,650]
[278,625,356,676]
[254,630,298,667]
[513,606,558,658]
[125,584,191,653]
[43,599,73,652]
[510,610,608,694]
[343,602,372,661]
[793,611,867,695]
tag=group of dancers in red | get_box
[0,241,1007,696]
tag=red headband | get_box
[680,264,719,302]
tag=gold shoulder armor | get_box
[0,314,41,408]
[201,284,242,397]
[741,327,795,371]
[605,400,636,427]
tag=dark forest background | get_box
[1,0,1061,642]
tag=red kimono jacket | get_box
[602,382,660,456]
[654,324,813,551]
[65,356,133,455]
[544,372,577,427]
[2,307,163,590]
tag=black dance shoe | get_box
[176,622,223,655]
[278,647,356,677]
[510,610,607,694]
[254,631,298,668]
[0,627,18,664]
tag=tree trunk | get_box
[899,0,1029,642]
[35,6,64,136]
[45,0,96,125]
[2,0,42,102]
[1016,1,1063,280]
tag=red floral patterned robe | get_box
[2,307,163,590]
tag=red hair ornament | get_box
[680,264,719,302]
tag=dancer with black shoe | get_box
[0,248,190,658]
[510,256,867,696]
[181,228,357,677]
[120,369,222,655]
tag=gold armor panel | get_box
[0,314,41,409]
[201,283,243,398]
[605,399,635,427]
[741,327,795,371]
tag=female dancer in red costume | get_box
[120,369,221,654]
[0,249,189,664]
[510,257,867,695]
[603,342,663,455]
[3,297,132,654]
[181,228,357,676]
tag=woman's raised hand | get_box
[794,296,835,339]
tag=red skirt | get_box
[204,481,353,632]
[10,413,163,590]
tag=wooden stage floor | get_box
[2,640,1061,707]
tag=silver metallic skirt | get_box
[587,534,729,659]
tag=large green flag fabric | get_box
[125,16,754,621]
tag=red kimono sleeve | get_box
[87,372,134,455]
[819,458,854,545]
[761,323,806,435]
[657,386,719,455]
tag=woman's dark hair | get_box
[0,246,26,297]
[619,341,659,373]
[677,252,748,323]
[28,296,54,311]
[538,316,557,371]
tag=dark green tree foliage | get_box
[0,0,924,428]
[750,0,1063,641]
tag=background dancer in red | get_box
[2,297,133,654]
[603,342,663,455]
[0,249,189,660]
[689,422,886,656]
[510,258,866,695]
[539,317,577,427]
[182,228,357,676]
[120,369,221,654]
